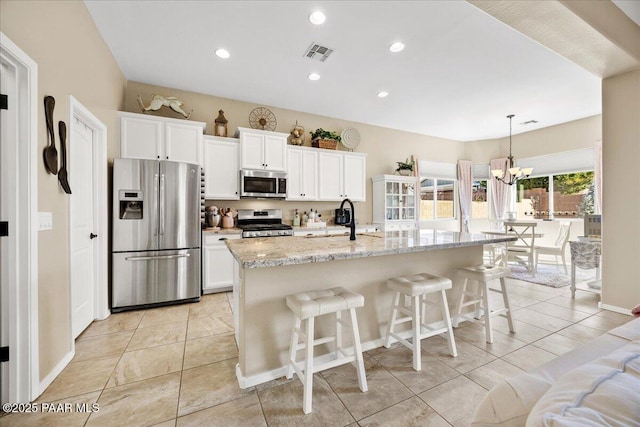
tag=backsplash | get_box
[204,199,368,225]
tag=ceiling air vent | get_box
[304,42,334,62]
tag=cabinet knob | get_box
[166,156,169,159]
[157,155,160,159]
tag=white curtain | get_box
[489,158,509,221]
[457,160,472,232]
[594,140,602,214]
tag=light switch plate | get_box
[38,212,53,231]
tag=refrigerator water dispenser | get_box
[119,190,143,220]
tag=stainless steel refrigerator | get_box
[112,158,201,312]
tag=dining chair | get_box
[483,219,504,264]
[504,222,537,272]
[534,221,572,273]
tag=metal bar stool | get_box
[285,286,368,414]
[453,265,515,343]
[384,273,457,371]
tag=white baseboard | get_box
[37,349,74,399]
[600,303,632,316]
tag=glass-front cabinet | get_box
[372,175,419,231]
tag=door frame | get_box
[0,32,39,402]
[67,95,109,345]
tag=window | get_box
[516,177,549,219]
[420,178,455,220]
[553,172,595,217]
[472,179,488,219]
[516,171,594,219]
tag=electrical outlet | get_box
[38,212,53,231]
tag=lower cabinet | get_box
[202,233,241,294]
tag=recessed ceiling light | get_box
[308,73,320,81]
[377,91,389,98]
[309,11,326,25]
[389,42,405,53]
[215,48,230,59]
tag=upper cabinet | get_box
[372,175,419,230]
[203,136,240,200]
[238,127,287,171]
[287,146,318,201]
[318,151,367,202]
[119,112,206,165]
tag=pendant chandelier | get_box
[491,114,533,185]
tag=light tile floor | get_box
[1,280,634,427]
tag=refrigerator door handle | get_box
[160,173,165,235]
[153,173,159,236]
[125,254,191,261]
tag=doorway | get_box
[0,32,39,404]
[68,96,109,341]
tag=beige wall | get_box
[602,68,640,311]
[125,81,466,223]
[0,1,126,381]
[465,115,601,163]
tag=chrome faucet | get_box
[339,198,356,241]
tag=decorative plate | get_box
[340,127,361,151]
[249,107,277,131]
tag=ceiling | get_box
[84,1,612,141]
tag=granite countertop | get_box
[202,227,242,235]
[291,224,379,232]
[226,230,516,269]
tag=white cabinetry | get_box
[318,151,367,202]
[286,146,318,200]
[203,136,239,199]
[238,127,287,171]
[119,112,206,165]
[202,233,241,294]
[372,175,419,231]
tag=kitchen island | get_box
[226,230,516,388]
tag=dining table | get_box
[482,221,543,272]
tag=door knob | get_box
[90,233,98,239]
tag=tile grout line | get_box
[81,316,139,427]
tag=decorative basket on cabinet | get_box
[310,128,340,150]
[311,138,338,149]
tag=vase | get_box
[398,169,413,176]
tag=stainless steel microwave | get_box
[240,169,287,198]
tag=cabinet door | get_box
[288,149,318,200]
[286,148,304,200]
[301,150,318,200]
[203,138,239,200]
[165,122,202,164]
[240,132,265,169]
[202,235,240,293]
[120,115,163,160]
[263,134,287,171]
[318,151,344,201]
[343,154,366,201]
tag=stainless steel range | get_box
[237,209,293,238]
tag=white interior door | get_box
[0,55,16,405]
[70,117,96,338]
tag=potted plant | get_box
[396,158,415,176]
[310,128,341,149]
